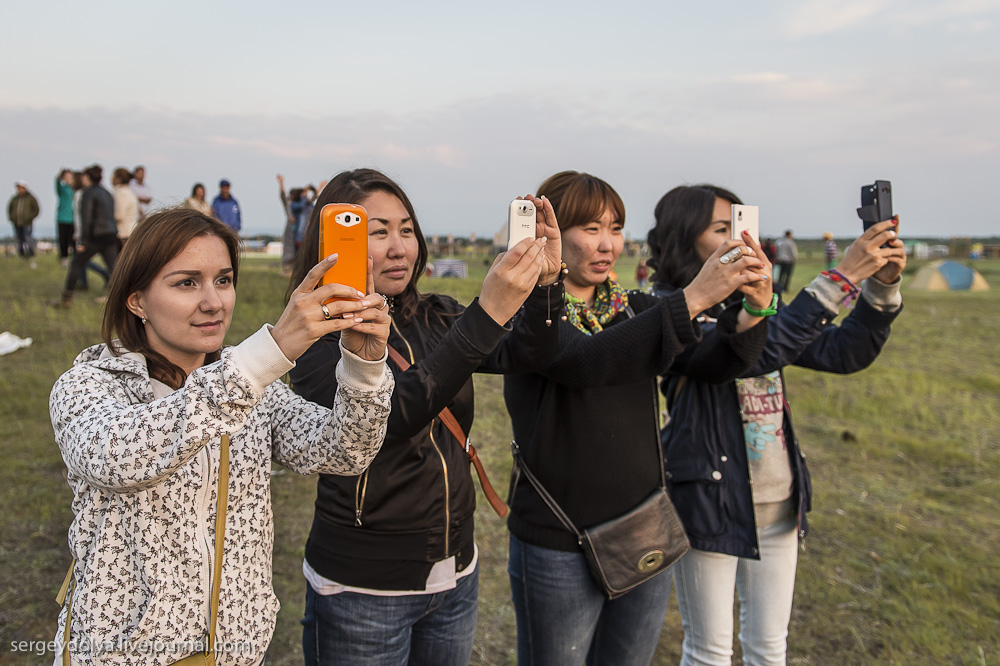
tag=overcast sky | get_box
[2,0,998,240]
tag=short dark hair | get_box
[191,182,205,197]
[84,164,103,185]
[102,208,243,389]
[647,184,742,289]
[536,171,625,232]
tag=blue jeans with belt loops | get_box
[508,533,673,666]
[301,564,478,666]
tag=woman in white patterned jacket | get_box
[49,208,394,666]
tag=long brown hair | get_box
[289,168,429,324]
[101,208,243,389]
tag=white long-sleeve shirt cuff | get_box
[230,324,296,394]
[337,342,390,393]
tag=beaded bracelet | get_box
[540,262,569,326]
[821,269,860,307]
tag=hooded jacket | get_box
[50,326,393,665]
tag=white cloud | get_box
[782,0,1000,38]
[782,0,888,38]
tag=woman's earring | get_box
[141,316,147,325]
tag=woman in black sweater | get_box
[289,169,563,666]
[503,171,774,665]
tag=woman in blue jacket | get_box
[647,184,906,666]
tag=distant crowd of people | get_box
[4,167,248,307]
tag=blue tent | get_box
[909,260,989,291]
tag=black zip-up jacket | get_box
[657,284,901,559]
[79,184,117,242]
[504,289,769,552]
[291,286,560,590]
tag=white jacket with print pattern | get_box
[49,325,392,666]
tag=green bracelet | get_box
[742,294,778,317]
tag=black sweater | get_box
[291,286,560,590]
[504,289,769,552]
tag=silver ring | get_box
[719,247,744,264]
[321,304,332,320]
[376,294,389,311]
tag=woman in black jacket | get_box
[56,164,120,308]
[648,184,905,666]
[503,171,772,666]
[289,169,562,666]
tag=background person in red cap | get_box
[8,180,40,260]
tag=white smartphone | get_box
[731,204,759,245]
[507,199,537,250]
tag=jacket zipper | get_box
[197,444,214,631]
[389,318,451,557]
[354,470,369,526]
[428,424,451,554]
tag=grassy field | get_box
[1,249,998,665]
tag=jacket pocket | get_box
[666,462,728,539]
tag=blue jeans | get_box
[301,564,478,666]
[508,533,673,666]
[14,224,34,257]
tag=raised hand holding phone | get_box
[340,256,391,362]
[736,231,773,305]
[683,239,768,318]
[523,194,562,285]
[479,236,547,325]
[836,218,903,285]
[272,254,371,362]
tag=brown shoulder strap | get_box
[387,345,508,517]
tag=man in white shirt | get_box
[130,165,153,219]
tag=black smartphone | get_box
[857,180,893,230]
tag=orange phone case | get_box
[319,203,368,300]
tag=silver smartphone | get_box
[731,204,759,245]
[507,199,537,250]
